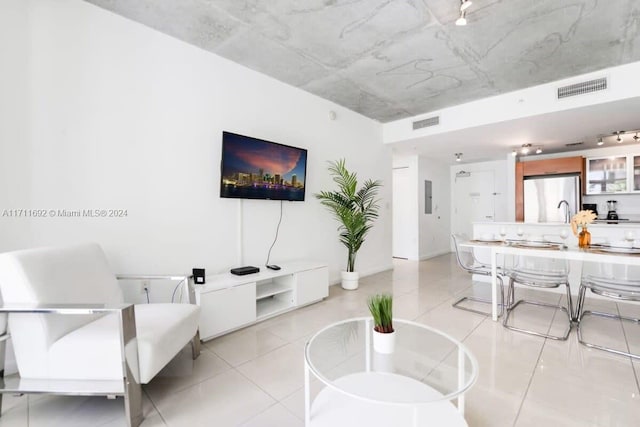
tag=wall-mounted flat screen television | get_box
[220,131,307,201]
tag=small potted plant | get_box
[367,294,395,353]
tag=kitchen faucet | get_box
[557,200,570,223]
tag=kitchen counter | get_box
[471,221,640,300]
[593,219,640,224]
[473,221,640,248]
[474,221,640,229]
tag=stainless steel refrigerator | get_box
[524,174,580,223]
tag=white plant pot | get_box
[372,329,396,354]
[341,271,359,290]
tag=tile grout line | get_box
[615,302,640,394]
[511,303,562,426]
[142,387,169,427]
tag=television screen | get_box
[220,131,307,201]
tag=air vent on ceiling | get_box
[413,116,440,130]
[557,77,607,99]
[565,141,584,147]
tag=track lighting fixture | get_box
[460,0,473,11]
[634,133,639,142]
[521,144,532,155]
[615,131,625,143]
[455,153,463,162]
[597,137,604,146]
[535,147,542,154]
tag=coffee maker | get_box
[606,200,618,220]
[582,203,598,217]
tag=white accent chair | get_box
[0,243,201,427]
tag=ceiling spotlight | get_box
[615,131,625,143]
[455,153,463,162]
[597,137,604,146]
[521,143,532,155]
[460,0,473,11]
[455,10,467,26]
[511,149,518,157]
[535,147,542,154]
[634,133,639,142]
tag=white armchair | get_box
[0,243,201,427]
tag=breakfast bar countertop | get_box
[473,221,640,228]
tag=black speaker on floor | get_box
[192,268,206,285]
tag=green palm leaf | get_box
[315,159,382,272]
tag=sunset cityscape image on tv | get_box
[220,132,307,201]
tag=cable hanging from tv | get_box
[265,200,283,270]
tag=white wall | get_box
[391,155,450,260]
[1,0,393,283]
[418,157,450,259]
[0,1,31,251]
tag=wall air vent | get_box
[557,77,607,99]
[565,141,584,147]
[412,116,440,130]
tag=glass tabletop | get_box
[304,317,478,406]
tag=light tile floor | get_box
[1,255,640,426]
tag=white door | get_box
[393,167,412,259]
[453,170,495,238]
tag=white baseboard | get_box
[419,250,452,261]
[329,263,394,286]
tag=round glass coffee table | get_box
[304,317,478,426]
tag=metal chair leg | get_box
[452,276,505,317]
[120,306,142,427]
[577,310,640,359]
[0,338,5,416]
[191,330,201,360]
[575,283,640,359]
[503,278,572,341]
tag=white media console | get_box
[193,261,329,341]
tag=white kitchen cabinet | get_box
[633,155,640,192]
[586,156,627,194]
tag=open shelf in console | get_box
[256,295,293,320]
[256,282,291,300]
[255,274,295,320]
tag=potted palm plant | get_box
[315,159,381,290]
[367,294,395,353]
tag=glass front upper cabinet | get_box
[586,156,628,194]
[634,155,640,191]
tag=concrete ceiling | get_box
[85,0,640,123]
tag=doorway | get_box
[453,170,495,238]
[392,167,412,259]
